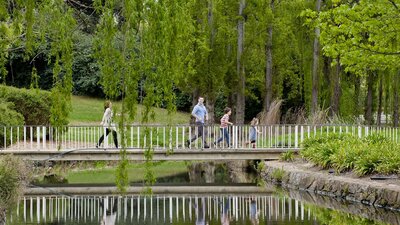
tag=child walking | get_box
[214,107,233,147]
[246,118,260,148]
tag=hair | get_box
[224,107,231,114]
[104,100,111,111]
[250,117,259,126]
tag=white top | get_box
[101,108,113,127]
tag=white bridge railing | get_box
[1,124,399,151]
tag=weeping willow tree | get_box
[0,0,75,130]
[93,0,195,192]
[1,0,194,193]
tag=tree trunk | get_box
[330,57,341,116]
[354,75,361,116]
[394,71,399,127]
[264,0,274,113]
[364,71,374,125]
[206,96,216,124]
[236,0,246,125]
[207,0,215,125]
[0,208,5,225]
[377,74,383,126]
[208,0,215,47]
[322,56,331,94]
[311,0,322,115]
[226,161,252,183]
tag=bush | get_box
[302,133,400,176]
[0,85,51,125]
[280,151,295,162]
[301,134,349,169]
[0,156,31,211]
[0,99,24,148]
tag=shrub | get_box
[0,85,51,125]
[280,151,295,162]
[329,137,365,173]
[0,156,31,211]
[302,133,400,176]
[301,135,346,169]
[0,99,24,148]
[271,167,286,183]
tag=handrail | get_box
[1,124,399,151]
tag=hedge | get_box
[0,85,51,125]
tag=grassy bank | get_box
[65,161,188,184]
[301,134,400,176]
[65,96,192,184]
[69,96,190,125]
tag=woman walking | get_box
[96,100,118,149]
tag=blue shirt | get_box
[249,126,257,141]
[192,104,208,124]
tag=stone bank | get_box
[262,161,400,211]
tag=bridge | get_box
[0,124,398,161]
[9,191,315,224]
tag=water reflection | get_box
[6,194,316,224]
[5,193,398,225]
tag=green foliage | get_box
[0,156,31,211]
[271,167,286,183]
[280,150,295,162]
[0,85,51,125]
[301,134,347,169]
[316,1,400,73]
[302,133,400,176]
[310,205,387,225]
[72,32,102,97]
[0,99,24,148]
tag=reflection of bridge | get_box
[25,184,272,195]
[1,124,398,161]
[8,193,316,224]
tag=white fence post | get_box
[295,125,298,148]
[43,126,46,149]
[36,126,40,150]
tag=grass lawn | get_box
[67,161,189,184]
[66,96,192,184]
[69,95,190,125]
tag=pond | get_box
[3,161,400,225]
[5,189,400,225]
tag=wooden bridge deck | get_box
[0,148,300,161]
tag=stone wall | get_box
[261,161,400,211]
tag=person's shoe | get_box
[204,145,210,149]
[95,144,99,149]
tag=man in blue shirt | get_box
[186,96,210,148]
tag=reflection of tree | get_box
[311,206,386,225]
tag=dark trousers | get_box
[189,122,208,146]
[98,128,118,148]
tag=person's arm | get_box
[101,108,111,125]
[100,110,107,125]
